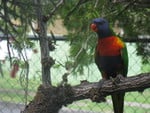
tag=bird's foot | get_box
[89,84,106,103]
[117,74,125,81]
[110,77,118,86]
[110,74,124,86]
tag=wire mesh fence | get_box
[0,38,150,113]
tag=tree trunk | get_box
[34,0,52,86]
[22,73,150,113]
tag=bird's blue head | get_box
[90,18,113,38]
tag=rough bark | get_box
[21,73,150,113]
[34,0,64,86]
[35,0,52,85]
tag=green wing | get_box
[121,43,128,77]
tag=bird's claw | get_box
[117,74,125,81]
[110,77,118,86]
[110,74,124,86]
[89,80,107,103]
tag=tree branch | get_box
[65,0,91,20]
[42,0,64,22]
[22,73,150,113]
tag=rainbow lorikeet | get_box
[90,18,128,113]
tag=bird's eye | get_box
[98,22,103,25]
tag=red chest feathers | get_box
[96,36,124,56]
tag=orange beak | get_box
[90,23,98,32]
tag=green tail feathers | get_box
[112,92,125,113]
[121,44,128,77]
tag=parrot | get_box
[90,18,128,113]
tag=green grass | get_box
[0,93,27,103]
[0,75,40,91]
[141,64,150,72]
[67,98,150,113]
[0,71,39,103]
[124,106,150,113]
[125,90,150,104]
[68,100,113,112]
